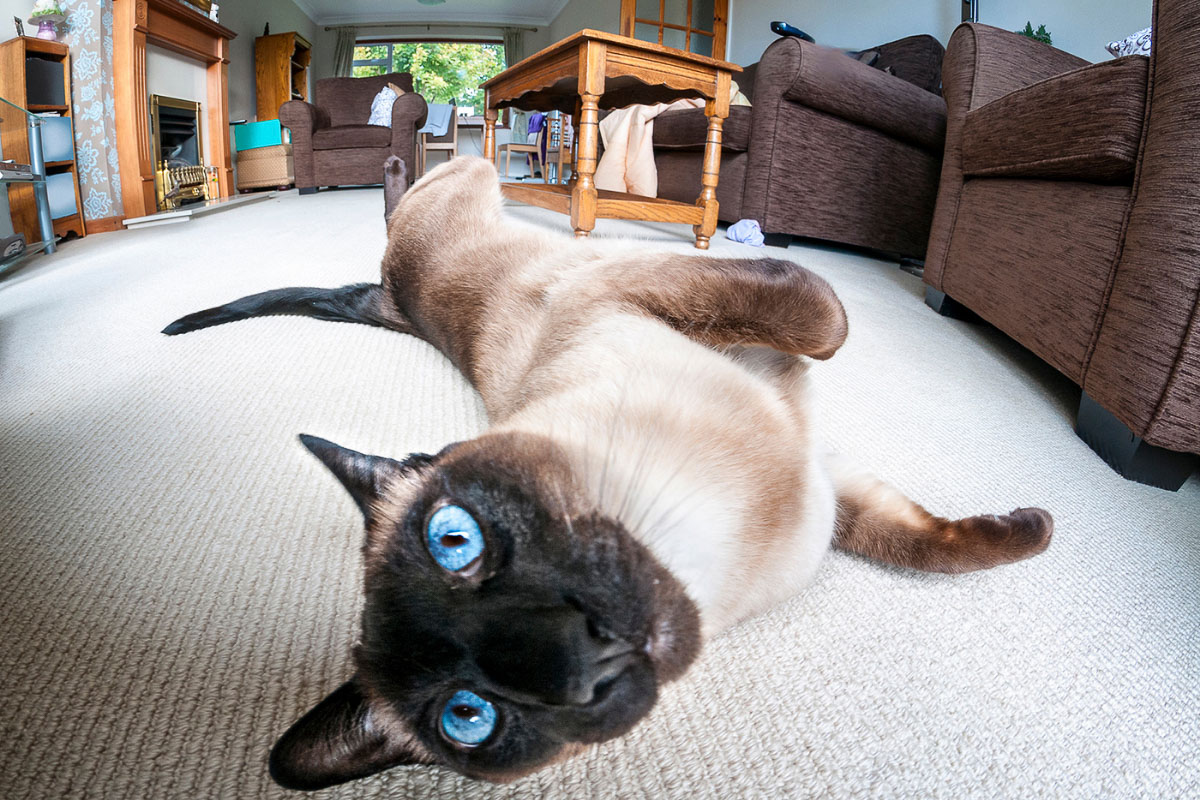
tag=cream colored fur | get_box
[390,157,839,637]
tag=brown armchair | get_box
[923,0,1200,489]
[652,34,947,258]
[279,73,427,194]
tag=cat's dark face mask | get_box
[268,432,701,790]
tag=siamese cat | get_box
[163,156,1052,790]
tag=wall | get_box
[977,0,1152,63]
[220,0,317,124]
[727,0,960,64]
[548,0,621,43]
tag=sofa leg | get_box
[298,187,318,195]
[924,287,979,321]
[1075,392,1197,490]
[762,232,792,248]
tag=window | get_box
[620,0,728,60]
[351,41,506,122]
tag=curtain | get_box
[333,28,358,78]
[58,0,122,219]
[502,28,527,137]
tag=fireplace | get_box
[113,0,236,220]
[151,94,211,211]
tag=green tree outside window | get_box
[352,43,506,115]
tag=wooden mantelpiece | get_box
[113,0,236,220]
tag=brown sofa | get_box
[652,34,947,258]
[279,73,427,194]
[924,0,1199,489]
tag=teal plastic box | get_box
[234,120,284,151]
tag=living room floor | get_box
[1,185,1197,799]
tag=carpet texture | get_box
[1,188,1197,800]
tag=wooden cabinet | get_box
[255,32,312,121]
[0,36,87,245]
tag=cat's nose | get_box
[475,605,637,706]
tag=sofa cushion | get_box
[653,106,752,152]
[1107,27,1152,57]
[312,124,392,151]
[962,56,1148,183]
[783,43,947,152]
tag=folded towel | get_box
[418,104,454,137]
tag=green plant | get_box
[352,43,506,113]
[1017,22,1053,45]
[30,0,65,16]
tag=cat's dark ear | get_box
[269,678,432,791]
[299,435,426,520]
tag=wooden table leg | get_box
[693,99,724,250]
[571,92,600,238]
[483,99,497,162]
[569,100,582,186]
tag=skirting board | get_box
[123,193,275,230]
[85,215,125,234]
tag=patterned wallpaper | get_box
[60,0,122,219]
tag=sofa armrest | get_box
[278,99,329,135]
[389,92,429,186]
[1079,0,1200,454]
[924,23,1090,288]
[947,24,1090,114]
[278,100,328,191]
[780,40,946,151]
[389,92,428,143]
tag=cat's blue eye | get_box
[426,505,484,572]
[440,690,497,746]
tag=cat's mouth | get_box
[588,669,625,706]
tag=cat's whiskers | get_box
[612,363,663,527]
[641,482,711,549]
[616,427,658,526]
[623,344,712,541]
[596,368,636,512]
[551,475,575,540]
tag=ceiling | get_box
[294,0,573,27]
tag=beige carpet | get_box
[1,188,1197,800]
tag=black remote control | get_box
[770,21,815,43]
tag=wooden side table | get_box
[481,30,740,249]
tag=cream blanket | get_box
[594,83,750,197]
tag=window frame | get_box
[618,0,729,60]
[351,38,510,128]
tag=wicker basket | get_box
[236,144,293,191]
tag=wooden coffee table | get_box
[481,30,740,249]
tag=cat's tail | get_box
[162,283,422,339]
[827,454,1053,573]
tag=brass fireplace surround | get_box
[151,95,209,211]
